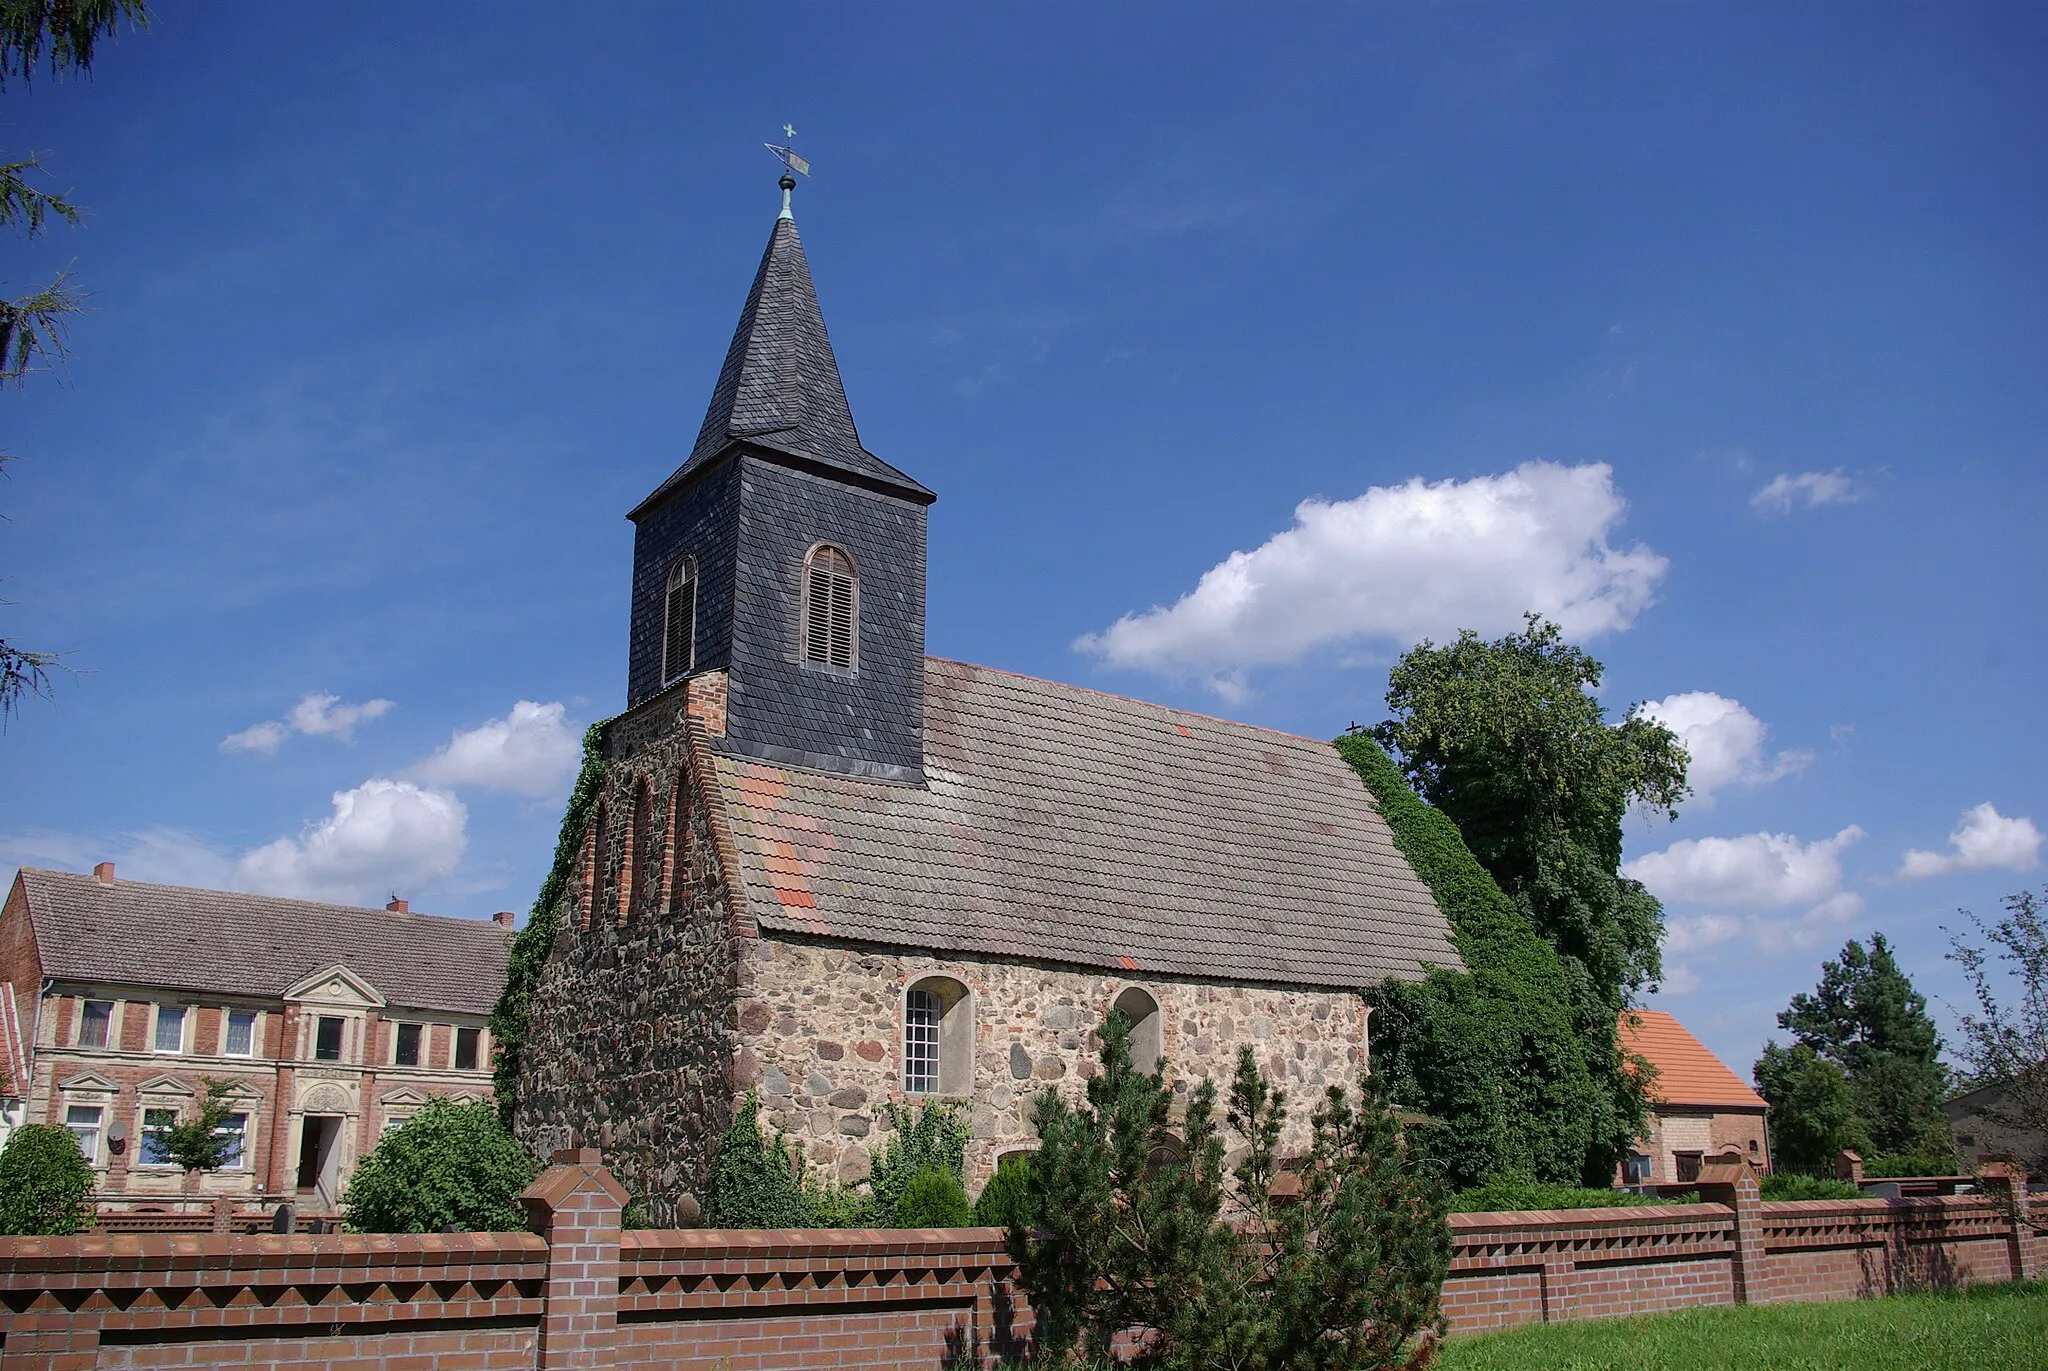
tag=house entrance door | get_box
[296,1115,343,1211]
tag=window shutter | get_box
[663,561,696,683]
[804,547,857,670]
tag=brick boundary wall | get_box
[0,1152,2038,1368]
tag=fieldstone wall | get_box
[733,937,1371,1188]
[514,697,742,1226]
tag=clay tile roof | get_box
[1621,1009,1767,1110]
[712,658,1463,989]
[13,869,512,1015]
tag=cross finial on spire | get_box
[764,126,811,220]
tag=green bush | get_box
[1761,1172,1863,1201]
[702,1093,812,1228]
[1336,733,1612,1188]
[867,1099,968,1225]
[342,1098,541,1233]
[0,1124,95,1235]
[1865,1154,1958,1178]
[894,1167,972,1227]
[1447,1177,1667,1213]
[972,1151,1035,1230]
[490,721,611,1124]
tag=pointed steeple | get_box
[632,213,933,516]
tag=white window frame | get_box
[153,1004,187,1054]
[138,1105,180,1168]
[216,1112,250,1171]
[312,1015,346,1063]
[64,1104,104,1164]
[902,976,972,1097]
[224,1010,257,1058]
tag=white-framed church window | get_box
[802,544,858,671]
[663,556,697,685]
[902,976,971,1096]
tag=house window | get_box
[65,1105,103,1163]
[1624,1153,1653,1186]
[314,1016,344,1062]
[802,545,858,671]
[78,1000,112,1048]
[395,1022,422,1067]
[139,1107,178,1166]
[1674,1151,1704,1184]
[1112,986,1163,1076]
[153,1005,186,1054]
[663,557,697,684]
[225,1011,256,1057]
[217,1113,248,1170]
[455,1027,480,1071]
[903,976,971,1095]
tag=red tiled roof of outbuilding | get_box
[1621,1009,1767,1110]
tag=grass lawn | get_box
[1435,1281,2048,1371]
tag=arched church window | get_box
[903,976,971,1095]
[1113,986,1163,1076]
[802,544,858,671]
[663,558,697,685]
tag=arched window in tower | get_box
[662,557,697,686]
[802,544,858,671]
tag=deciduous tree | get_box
[1753,1042,1869,1176]
[1946,887,2048,1174]
[0,1122,94,1234]
[342,1097,540,1233]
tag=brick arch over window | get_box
[662,556,697,686]
[665,768,692,914]
[579,800,610,931]
[801,544,859,671]
[622,777,655,922]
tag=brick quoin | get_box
[0,1156,2041,1366]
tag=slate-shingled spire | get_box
[623,194,933,783]
[630,214,933,516]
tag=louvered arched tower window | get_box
[802,544,858,671]
[662,557,697,685]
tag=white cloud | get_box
[1625,826,1864,909]
[1634,691,1812,803]
[408,700,581,799]
[0,826,237,890]
[1663,912,1744,954]
[221,691,395,755]
[1751,469,1858,515]
[1075,461,1667,697]
[219,721,291,756]
[1657,963,1702,996]
[236,778,466,904]
[1897,803,2044,880]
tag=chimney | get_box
[386,897,409,914]
[93,862,116,886]
[492,911,516,928]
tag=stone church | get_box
[514,184,1463,1223]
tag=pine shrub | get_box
[0,1124,95,1236]
[1017,1014,1452,1369]
[343,1098,541,1233]
[972,1151,1035,1230]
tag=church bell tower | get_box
[623,164,935,783]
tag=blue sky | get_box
[3,3,2043,1078]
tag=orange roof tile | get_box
[1620,1009,1767,1110]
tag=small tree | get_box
[161,1079,240,1176]
[702,1092,812,1228]
[972,1151,1034,1229]
[1946,887,2048,1175]
[1753,1042,1869,1175]
[0,1123,95,1235]
[893,1168,972,1227]
[343,1098,540,1233]
[1016,1013,1451,1369]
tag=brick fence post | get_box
[521,1147,630,1369]
[1976,1160,2037,1283]
[1697,1157,1765,1306]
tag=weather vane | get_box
[764,124,810,219]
